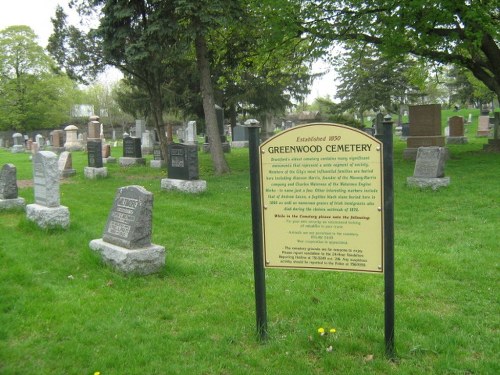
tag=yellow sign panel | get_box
[259,123,384,273]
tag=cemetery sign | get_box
[259,123,384,273]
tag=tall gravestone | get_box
[161,143,206,193]
[185,121,197,145]
[404,104,446,160]
[58,151,76,178]
[89,185,165,275]
[119,136,146,166]
[26,151,70,228]
[0,164,26,210]
[407,147,450,190]
[141,130,154,155]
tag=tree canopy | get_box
[303,0,500,102]
[0,26,79,131]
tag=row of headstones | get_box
[0,154,165,275]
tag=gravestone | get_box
[88,115,101,139]
[135,119,146,139]
[84,140,108,179]
[0,138,4,148]
[50,130,65,152]
[231,125,249,148]
[404,104,446,160]
[58,151,76,178]
[26,151,70,228]
[185,121,197,145]
[0,164,26,210]
[161,143,206,193]
[89,185,165,275]
[447,116,468,144]
[119,137,146,166]
[11,133,24,153]
[150,144,166,168]
[102,143,116,164]
[477,115,490,137]
[64,125,83,151]
[141,130,154,155]
[407,147,450,190]
[35,134,45,148]
[202,105,230,153]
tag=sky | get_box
[0,0,337,103]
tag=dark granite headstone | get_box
[401,123,410,137]
[123,137,142,158]
[102,185,153,249]
[153,144,164,161]
[87,140,103,168]
[413,147,446,178]
[232,125,249,142]
[0,164,18,199]
[167,143,199,180]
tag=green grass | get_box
[1,112,499,374]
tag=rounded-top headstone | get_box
[64,125,78,131]
[0,163,18,199]
[12,133,22,138]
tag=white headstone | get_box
[185,121,197,144]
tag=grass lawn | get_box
[0,110,499,374]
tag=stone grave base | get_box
[103,157,117,164]
[0,197,26,210]
[89,239,165,275]
[11,145,25,153]
[161,178,207,193]
[84,166,108,179]
[407,177,450,190]
[150,160,167,168]
[231,141,249,148]
[26,204,70,229]
[60,169,76,178]
[446,137,468,145]
[119,157,146,166]
[404,147,449,160]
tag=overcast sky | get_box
[0,0,337,102]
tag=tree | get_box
[0,26,79,131]
[302,0,500,102]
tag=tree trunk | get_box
[150,94,169,163]
[195,32,230,175]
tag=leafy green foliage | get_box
[302,0,500,101]
[0,26,80,131]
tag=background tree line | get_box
[1,0,497,171]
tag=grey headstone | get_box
[102,185,153,249]
[33,151,60,207]
[0,164,18,199]
[413,147,446,178]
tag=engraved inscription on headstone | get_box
[153,144,164,161]
[413,147,446,178]
[102,185,153,249]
